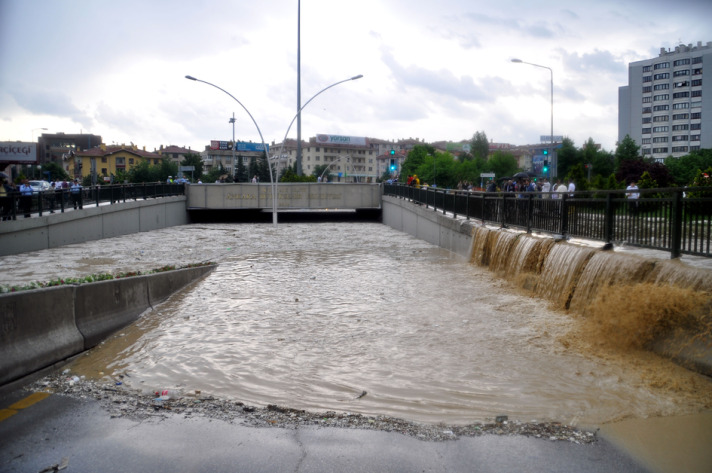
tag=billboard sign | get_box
[0,142,37,164]
[210,141,269,153]
[540,135,564,143]
[316,134,367,146]
[236,142,268,153]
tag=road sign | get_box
[480,172,495,178]
[180,166,195,171]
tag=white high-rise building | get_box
[619,41,711,162]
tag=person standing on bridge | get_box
[19,179,33,218]
[70,179,83,210]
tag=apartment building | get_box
[619,41,711,162]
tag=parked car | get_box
[28,180,51,193]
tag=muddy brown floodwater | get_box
[2,222,711,429]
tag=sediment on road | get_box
[0,264,216,386]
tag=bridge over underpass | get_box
[186,182,382,211]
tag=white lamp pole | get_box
[185,75,278,226]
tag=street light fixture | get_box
[185,75,278,226]
[229,113,236,180]
[273,75,363,178]
[511,58,554,178]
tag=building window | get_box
[653,94,669,101]
[672,124,689,131]
[692,79,702,86]
[690,135,701,142]
[672,113,689,120]
[652,137,668,143]
[642,117,652,124]
[129,158,134,165]
[672,102,690,110]
[673,92,690,99]
[692,68,702,75]
[642,107,652,113]
[691,123,701,130]
[642,86,652,93]
[642,128,651,134]
[673,69,690,77]
[652,147,669,154]
[672,135,688,142]
[652,115,669,122]
[691,112,702,119]
[672,146,689,153]
[673,58,691,66]
[674,81,689,88]
[643,65,652,72]
[101,157,107,163]
[692,90,702,97]
[653,73,670,80]
[652,126,669,133]
[652,105,669,111]
[654,62,670,69]
[653,83,669,90]
[642,96,652,103]
[642,138,651,144]
[101,168,107,174]
[692,57,703,64]
[643,75,652,82]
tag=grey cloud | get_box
[559,49,626,76]
[381,49,513,104]
[10,87,93,128]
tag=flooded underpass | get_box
[2,222,711,434]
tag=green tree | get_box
[614,135,640,170]
[235,155,248,182]
[664,149,712,186]
[127,160,161,183]
[469,131,489,162]
[484,151,518,179]
[40,162,69,182]
[180,154,203,180]
[568,163,588,192]
[401,144,435,179]
[556,137,579,180]
[159,158,178,182]
[256,152,271,183]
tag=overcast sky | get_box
[1,0,710,154]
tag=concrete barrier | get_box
[0,264,216,386]
[0,286,84,386]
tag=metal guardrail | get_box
[1,183,186,221]
[384,184,712,259]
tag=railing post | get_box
[526,193,533,233]
[670,189,683,259]
[604,192,615,247]
[560,193,569,237]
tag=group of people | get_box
[0,177,84,220]
[486,177,576,199]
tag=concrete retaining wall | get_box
[382,195,475,258]
[0,264,215,386]
[0,196,189,256]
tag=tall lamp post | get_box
[229,112,236,180]
[185,75,278,227]
[511,59,553,178]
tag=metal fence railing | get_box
[384,184,712,259]
[1,183,186,221]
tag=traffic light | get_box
[390,149,395,156]
[543,165,549,173]
[543,149,548,155]
[389,158,396,171]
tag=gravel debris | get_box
[27,373,597,444]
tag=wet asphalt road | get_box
[0,387,650,473]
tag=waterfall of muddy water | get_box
[2,223,712,426]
